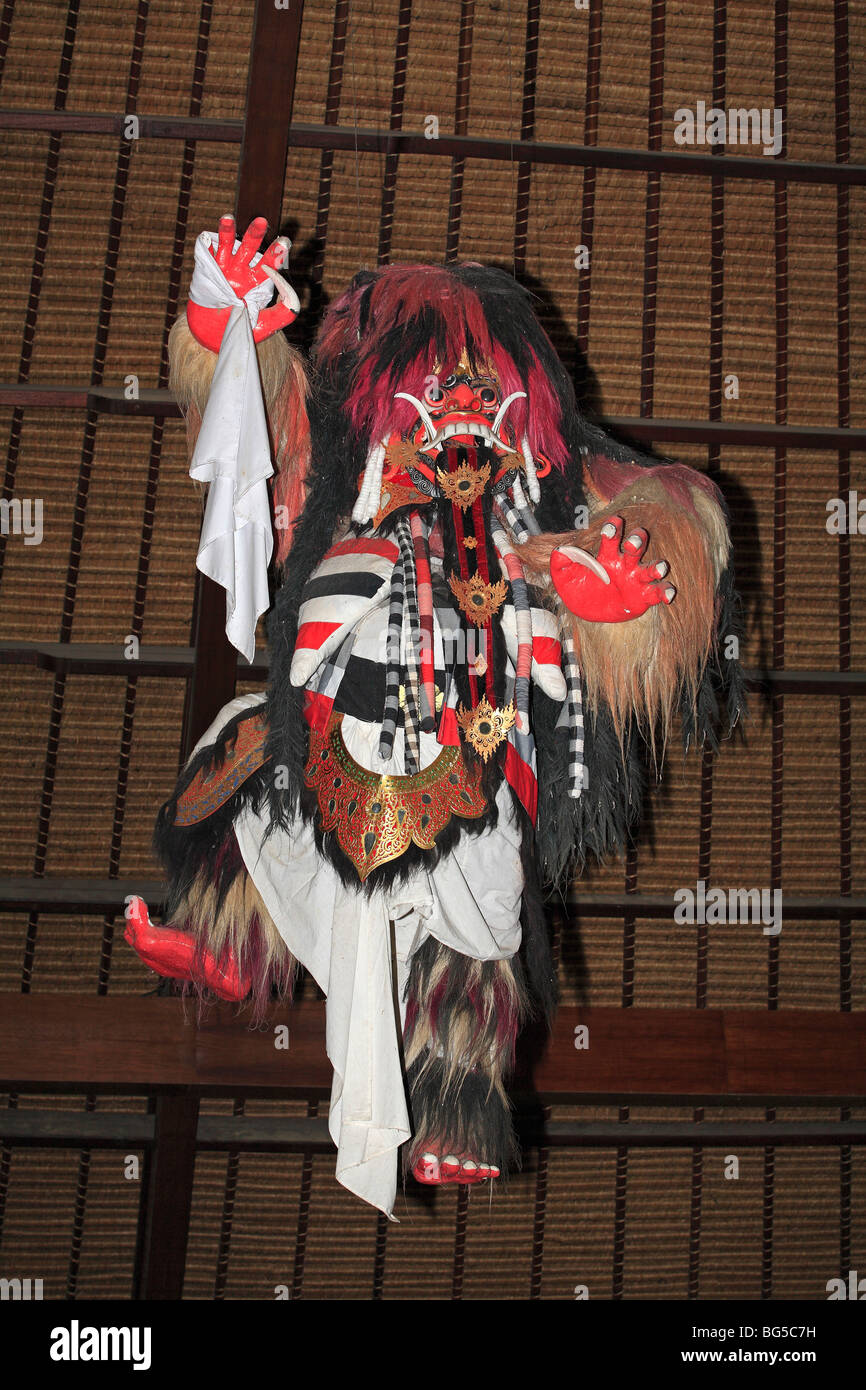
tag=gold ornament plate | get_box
[456,697,515,762]
[436,458,491,511]
[304,713,488,881]
[448,570,508,626]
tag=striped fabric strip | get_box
[409,511,436,732]
[395,516,421,775]
[557,628,586,799]
[378,551,405,760]
[290,532,399,686]
[505,719,538,823]
[303,636,356,733]
[492,521,533,737]
[494,496,532,543]
[400,612,421,776]
[470,494,497,708]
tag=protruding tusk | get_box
[556,545,611,585]
[394,391,437,442]
[491,390,526,437]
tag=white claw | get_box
[625,532,644,550]
[555,545,610,585]
[601,522,618,539]
[665,585,676,602]
[655,560,669,578]
[260,264,300,312]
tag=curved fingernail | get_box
[625,532,643,549]
[554,546,610,584]
[665,585,676,602]
[600,522,618,539]
[656,560,669,578]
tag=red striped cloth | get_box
[289,534,399,687]
[409,511,436,732]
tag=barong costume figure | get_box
[126,217,743,1216]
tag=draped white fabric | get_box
[188,231,275,664]
[233,715,524,1218]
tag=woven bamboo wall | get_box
[0,0,864,1299]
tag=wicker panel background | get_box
[0,0,863,1299]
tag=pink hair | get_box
[316,264,569,471]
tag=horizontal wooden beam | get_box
[0,876,864,918]
[3,385,864,452]
[287,124,866,185]
[1,110,863,184]
[0,877,165,911]
[0,997,863,1103]
[0,111,243,140]
[0,643,863,697]
[611,417,866,451]
[2,1109,864,1150]
[0,1109,154,1146]
[0,641,268,679]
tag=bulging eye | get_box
[425,381,444,404]
[443,375,458,391]
[479,387,497,404]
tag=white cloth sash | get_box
[188,231,275,664]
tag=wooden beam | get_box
[2,876,866,918]
[235,0,306,230]
[135,1093,200,1300]
[1,997,864,1103]
[3,1109,865,1151]
[182,0,307,755]
[4,385,865,452]
[2,110,864,185]
[0,111,242,139]
[0,640,267,678]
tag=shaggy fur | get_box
[522,510,716,751]
[168,833,297,1022]
[403,936,529,1172]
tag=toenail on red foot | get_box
[413,1153,441,1184]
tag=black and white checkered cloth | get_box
[494,495,541,543]
[378,550,406,761]
[394,516,422,774]
[556,628,585,798]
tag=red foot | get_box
[411,1150,500,1186]
[124,896,251,1002]
[550,515,675,624]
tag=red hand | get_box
[186,214,299,353]
[550,516,675,624]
